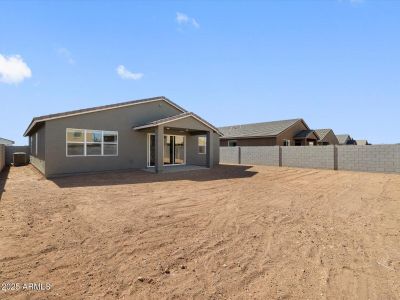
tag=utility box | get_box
[13,152,28,166]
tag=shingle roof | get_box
[0,137,15,145]
[133,112,222,135]
[356,140,369,145]
[314,129,332,141]
[336,134,351,144]
[24,96,186,136]
[294,130,319,139]
[218,118,304,139]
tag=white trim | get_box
[24,98,185,136]
[66,128,118,157]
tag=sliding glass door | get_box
[148,134,185,167]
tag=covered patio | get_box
[133,112,222,173]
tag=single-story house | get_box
[24,96,221,177]
[355,140,371,146]
[0,137,15,146]
[314,129,339,145]
[336,134,357,145]
[219,118,319,146]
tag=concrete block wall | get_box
[281,145,335,170]
[220,147,240,164]
[5,146,30,165]
[220,145,400,174]
[240,146,280,166]
[337,145,400,173]
[0,145,5,172]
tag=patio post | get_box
[155,125,164,173]
[206,131,213,168]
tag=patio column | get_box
[206,131,214,168]
[155,125,164,173]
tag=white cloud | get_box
[57,47,75,64]
[0,54,32,84]
[176,12,200,29]
[116,65,143,80]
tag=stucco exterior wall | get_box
[319,131,339,145]
[42,100,182,177]
[0,145,4,172]
[276,120,308,146]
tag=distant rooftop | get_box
[219,118,305,139]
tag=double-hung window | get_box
[66,128,118,157]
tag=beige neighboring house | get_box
[219,118,319,147]
[336,134,356,145]
[314,129,339,145]
[0,138,15,146]
[355,140,371,146]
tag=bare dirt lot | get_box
[0,165,399,299]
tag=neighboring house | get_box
[314,129,339,145]
[355,140,370,146]
[219,118,319,146]
[336,134,356,145]
[24,96,221,177]
[0,137,15,146]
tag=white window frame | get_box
[228,140,237,147]
[66,128,118,157]
[198,136,207,155]
[283,139,291,146]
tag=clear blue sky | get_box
[1,0,399,145]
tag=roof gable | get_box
[133,112,223,135]
[24,96,186,136]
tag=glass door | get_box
[148,134,185,166]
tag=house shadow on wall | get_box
[0,167,10,201]
[51,164,257,188]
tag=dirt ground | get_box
[0,165,399,299]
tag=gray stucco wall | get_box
[27,100,220,177]
[281,145,335,170]
[337,145,400,173]
[0,145,4,172]
[240,146,280,166]
[43,100,182,177]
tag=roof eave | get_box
[23,97,186,137]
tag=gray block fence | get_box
[5,145,30,166]
[220,145,400,174]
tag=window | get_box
[228,140,237,147]
[283,139,291,146]
[66,128,118,157]
[35,133,38,155]
[198,136,207,154]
